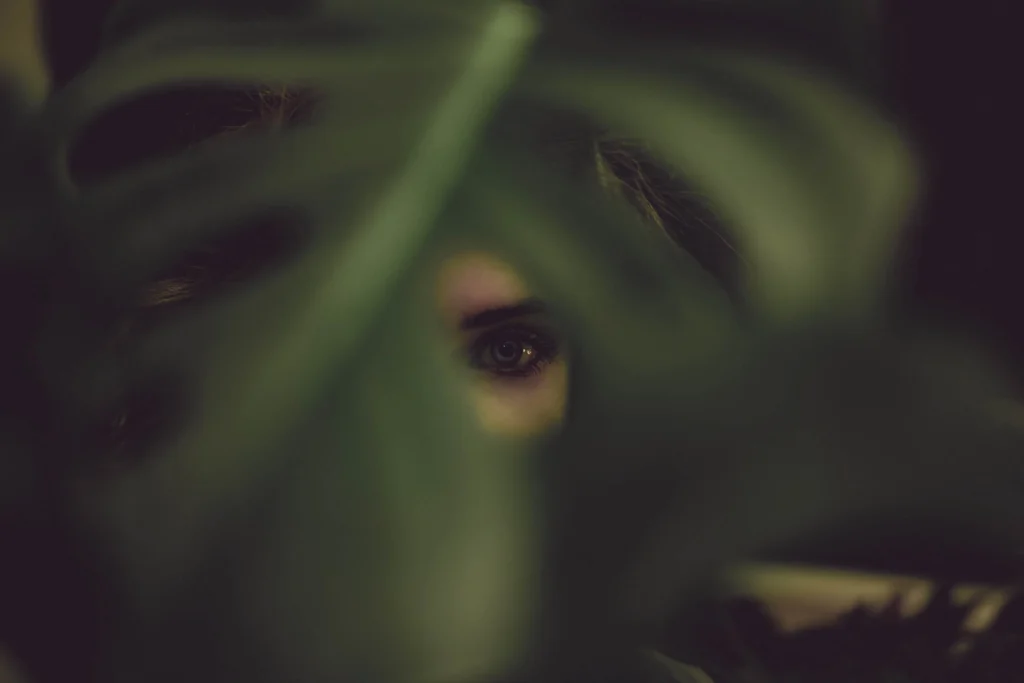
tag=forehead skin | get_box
[435,252,533,328]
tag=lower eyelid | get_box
[488,358,554,379]
[469,357,569,436]
[486,358,561,386]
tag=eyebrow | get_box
[459,298,547,330]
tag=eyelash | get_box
[467,324,561,378]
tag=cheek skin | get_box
[436,252,568,437]
[471,360,568,437]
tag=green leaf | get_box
[45,20,472,143]
[98,274,540,683]
[540,0,885,95]
[0,0,49,108]
[65,4,545,682]
[523,43,917,322]
[10,3,1018,683]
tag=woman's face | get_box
[435,251,569,437]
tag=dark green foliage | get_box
[2,1,1022,682]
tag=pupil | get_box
[493,340,522,365]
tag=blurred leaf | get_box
[1,0,62,516]
[97,273,540,683]
[59,3,545,682]
[45,19,473,142]
[5,2,1019,683]
[612,332,1023,627]
[0,0,49,107]
[522,43,917,321]
[538,0,884,95]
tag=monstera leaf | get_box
[2,1,1020,683]
[41,5,545,683]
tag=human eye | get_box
[437,254,569,434]
[466,324,561,379]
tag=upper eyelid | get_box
[469,321,557,341]
[460,316,555,344]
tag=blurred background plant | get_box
[1,1,1021,683]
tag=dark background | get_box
[883,0,1020,388]
[38,0,1021,582]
